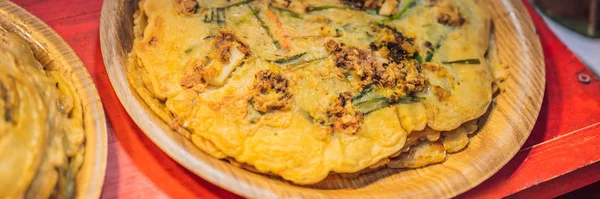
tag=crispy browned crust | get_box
[226,120,477,180]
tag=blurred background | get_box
[535,0,599,76]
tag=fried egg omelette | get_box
[128,0,508,184]
[0,28,85,198]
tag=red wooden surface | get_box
[11,0,600,198]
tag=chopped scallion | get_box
[222,0,255,9]
[270,6,302,18]
[307,6,344,12]
[415,53,423,63]
[425,53,433,62]
[415,52,434,63]
[354,97,389,114]
[388,0,416,21]
[442,59,481,65]
[287,55,329,67]
[203,9,215,23]
[216,8,226,26]
[248,5,282,49]
[272,52,307,64]
[352,87,417,114]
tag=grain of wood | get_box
[99,0,545,198]
[0,1,107,199]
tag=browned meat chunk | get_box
[434,1,466,27]
[180,59,208,92]
[374,61,427,103]
[373,64,396,87]
[250,70,293,112]
[326,38,426,101]
[342,0,385,10]
[401,62,427,93]
[148,36,158,47]
[175,0,198,15]
[327,92,362,134]
[325,40,377,90]
[370,24,417,64]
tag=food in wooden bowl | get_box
[101,0,544,197]
[0,28,85,198]
[127,0,507,184]
[0,1,107,198]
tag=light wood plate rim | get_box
[100,0,545,198]
[0,1,108,198]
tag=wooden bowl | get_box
[100,0,545,198]
[0,2,108,198]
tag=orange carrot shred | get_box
[264,9,291,51]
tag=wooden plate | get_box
[100,0,544,198]
[0,1,108,198]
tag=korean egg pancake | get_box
[129,0,500,184]
[0,28,85,198]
